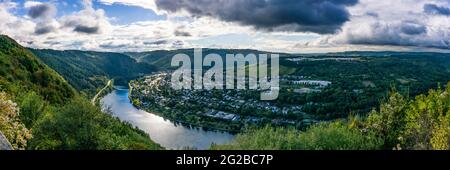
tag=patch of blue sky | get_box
[94,2,166,25]
[11,0,83,17]
[10,0,165,24]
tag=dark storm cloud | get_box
[400,22,427,35]
[155,0,359,34]
[62,20,101,34]
[34,25,56,35]
[174,30,192,37]
[144,40,169,45]
[43,41,61,45]
[344,20,448,49]
[99,43,127,49]
[172,40,184,48]
[424,4,450,16]
[365,12,379,18]
[28,3,56,19]
[73,25,100,34]
[28,3,57,35]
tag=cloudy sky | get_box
[0,0,449,53]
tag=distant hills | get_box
[2,34,450,150]
[0,35,161,150]
[125,48,287,70]
[28,46,450,98]
[31,49,158,95]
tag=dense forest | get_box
[125,48,284,70]
[2,34,450,150]
[0,35,161,150]
[128,49,450,121]
[31,49,157,96]
[275,53,450,120]
[212,83,450,150]
[128,51,450,134]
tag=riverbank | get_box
[91,80,113,105]
[133,102,242,133]
[101,88,235,149]
[128,83,241,133]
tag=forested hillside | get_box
[0,35,75,104]
[31,49,157,96]
[276,53,450,120]
[125,48,284,70]
[0,35,161,150]
[212,83,450,150]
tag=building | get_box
[292,80,332,87]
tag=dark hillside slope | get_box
[125,48,286,70]
[0,35,75,104]
[31,49,157,94]
[0,35,161,150]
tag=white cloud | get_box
[97,0,159,13]
[0,1,36,43]
[59,5,112,34]
[324,0,450,49]
[24,1,43,8]
[1,0,449,53]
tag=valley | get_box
[127,52,450,133]
[101,86,235,149]
[2,34,450,150]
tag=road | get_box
[91,80,112,105]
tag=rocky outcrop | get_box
[0,131,13,150]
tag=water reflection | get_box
[100,86,235,150]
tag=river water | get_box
[100,86,235,150]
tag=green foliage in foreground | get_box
[367,84,450,150]
[0,92,32,149]
[1,35,161,150]
[28,97,162,150]
[213,83,450,150]
[211,122,382,150]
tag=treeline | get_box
[0,35,161,150]
[276,54,450,120]
[1,91,161,150]
[213,83,450,150]
[31,49,157,97]
[0,35,75,104]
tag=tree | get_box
[364,91,408,149]
[403,84,450,150]
[29,97,161,150]
[211,122,383,150]
[18,92,46,128]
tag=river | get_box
[100,86,235,150]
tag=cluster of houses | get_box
[204,110,240,122]
[291,80,332,88]
[287,57,361,62]
[280,75,332,94]
[130,74,311,125]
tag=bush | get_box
[17,92,46,128]
[0,92,32,149]
[297,122,383,150]
[212,122,383,150]
[363,83,450,150]
[402,85,450,150]
[29,97,162,150]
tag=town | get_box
[129,72,331,131]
